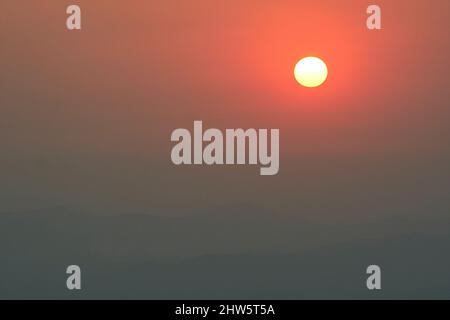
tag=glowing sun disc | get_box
[294,57,328,88]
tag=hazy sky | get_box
[1,0,449,222]
[1,0,450,299]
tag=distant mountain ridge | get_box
[1,207,449,299]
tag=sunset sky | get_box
[1,1,450,298]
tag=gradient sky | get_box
[1,0,450,223]
[1,0,450,299]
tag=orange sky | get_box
[1,0,450,219]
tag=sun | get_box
[294,57,328,88]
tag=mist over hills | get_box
[1,206,449,299]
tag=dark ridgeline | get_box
[1,206,449,299]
